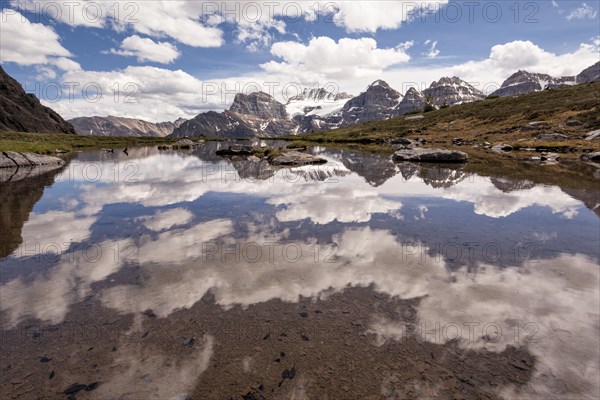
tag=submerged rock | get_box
[392,148,468,163]
[271,151,327,166]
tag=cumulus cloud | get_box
[47,66,219,122]
[261,37,411,81]
[566,2,598,20]
[110,35,180,64]
[8,1,449,48]
[0,10,72,66]
[119,2,223,48]
[328,0,448,32]
[9,0,223,47]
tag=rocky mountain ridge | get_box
[490,61,600,97]
[0,66,75,134]
[69,116,187,137]
[422,77,486,107]
[172,92,297,139]
[171,76,493,137]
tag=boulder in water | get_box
[392,148,468,163]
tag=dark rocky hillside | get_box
[0,66,75,134]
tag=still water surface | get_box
[0,143,598,399]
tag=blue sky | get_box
[1,1,599,122]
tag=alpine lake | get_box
[1,141,598,400]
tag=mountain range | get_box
[0,62,598,138]
[69,115,187,137]
[172,75,489,138]
[172,61,597,138]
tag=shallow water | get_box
[1,143,599,399]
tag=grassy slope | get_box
[0,132,180,153]
[283,82,600,154]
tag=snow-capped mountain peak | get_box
[285,87,353,118]
[423,76,485,107]
[490,70,578,97]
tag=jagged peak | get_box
[430,76,470,87]
[233,91,274,101]
[288,87,335,102]
[404,87,423,95]
[367,79,392,90]
[287,87,353,105]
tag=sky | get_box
[1,0,599,122]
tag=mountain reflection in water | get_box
[0,143,598,399]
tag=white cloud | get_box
[47,66,219,122]
[8,0,105,27]
[566,2,598,20]
[328,0,448,32]
[235,18,286,52]
[9,1,223,47]
[0,10,72,65]
[111,35,181,64]
[261,37,411,81]
[120,2,223,48]
[424,40,440,58]
[7,1,449,52]
[50,57,81,72]
[396,40,415,51]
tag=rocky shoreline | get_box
[0,151,65,168]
